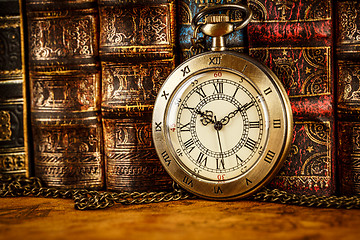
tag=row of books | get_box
[0,0,359,197]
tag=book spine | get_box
[26,0,104,189]
[247,0,336,196]
[178,0,247,61]
[0,0,28,177]
[335,0,360,196]
[99,0,175,192]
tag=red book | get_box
[247,0,336,196]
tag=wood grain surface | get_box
[0,197,359,240]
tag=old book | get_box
[335,0,360,196]
[247,0,336,196]
[178,0,247,61]
[0,0,28,177]
[99,0,175,192]
[25,0,104,188]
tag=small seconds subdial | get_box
[167,69,269,181]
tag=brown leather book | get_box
[99,0,175,192]
[335,0,360,196]
[25,0,104,189]
[0,0,28,177]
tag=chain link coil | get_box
[1,176,360,210]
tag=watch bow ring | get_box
[191,4,252,52]
[152,3,293,200]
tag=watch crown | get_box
[205,14,229,24]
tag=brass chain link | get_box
[1,175,360,210]
[190,25,206,56]
[251,188,360,209]
[0,176,194,210]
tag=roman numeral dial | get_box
[171,71,266,178]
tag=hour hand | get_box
[196,109,215,126]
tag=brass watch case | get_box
[152,51,293,200]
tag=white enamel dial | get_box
[166,70,269,181]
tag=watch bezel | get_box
[152,51,293,200]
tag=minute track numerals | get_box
[168,70,267,180]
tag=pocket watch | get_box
[152,4,293,200]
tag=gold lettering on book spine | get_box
[103,117,172,192]
[101,60,174,108]
[31,73,100,112]
[337,2,360,44]
[249,0,331,22]
[33,123,103,188]
[0,111,11,141]
[338,123,360,195]
[337,63,360,111]
[0,154,25,172]
[275,122,331,190]
[29,15,94,61]
[99,3,174,58]
[250,47,331,98]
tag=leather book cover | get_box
[0,0,28,177]
[178,0,247,61]
[99,0,175,192]
[247,0,336,196]
[25,0,104,189]
[99,0,176,61]
[335,0,360,196]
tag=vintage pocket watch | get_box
[152,4,293,200]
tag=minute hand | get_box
[220,106,243,126]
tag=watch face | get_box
[168,70,267,181]
[152,51,293,200]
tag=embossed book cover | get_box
[26,0,104,189]
[335,0,360,196]
[99,0,175,192]
[247,0,335,196]
[0,0,28,177]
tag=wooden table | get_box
[0,197,359,240]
